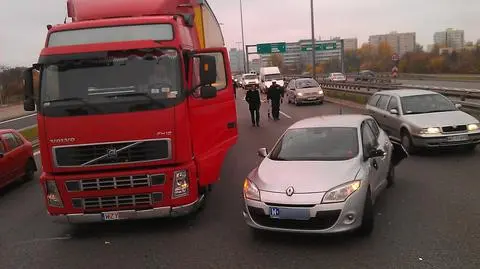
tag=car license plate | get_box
[447,135,469,142]
[308,97,316,100]
[269,207,310,220]
[102,212,120,221]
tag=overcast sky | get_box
[1,0,479,67]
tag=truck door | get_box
[188,48,238,186]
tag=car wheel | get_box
[401,130,417,154]
[386,164,395,188]
[465,144,477,152]
[356,189,374,236]
[23,159,36,182]
[294,97,299,106]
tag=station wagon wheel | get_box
[401,130,417,154]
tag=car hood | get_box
[250,157,361,193]
[403,110,478,127]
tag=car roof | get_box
[288,114,371,129]
[375,89,438,97]
[0,129,18,135]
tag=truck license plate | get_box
[102,212,120,221]
[447,135,469,142]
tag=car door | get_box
[372,95,392,130]
[361,121,383,198]
[188,48,238,186]
[366,119,390,184]
[0,138,10,187]
[384,96,402,139]
[1,133,23,184]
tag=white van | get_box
[259,67,284,93]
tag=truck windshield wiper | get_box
[105,92,165,108]
[44,97,102,112]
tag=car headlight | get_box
[419,127,441,135]
[297,92,304,96]
[467,123,479,131]
[243,179,261,201]
[318,90,324,95]
[322,180,361,204]
[172,170,189,199]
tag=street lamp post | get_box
[310,0,316,80]
[240,0,246,73]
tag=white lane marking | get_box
[280,111,292,119]
[0,113,36,125]
[13,235,72,246]
[34,151,40,156]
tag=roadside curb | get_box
[324,96,366,111]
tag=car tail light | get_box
[45,180,64,207]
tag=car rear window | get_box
[269,127,359,161]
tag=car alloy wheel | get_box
[401,131,417,154]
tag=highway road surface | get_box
[0,113,37,130]
[0,94,479,269]
[397,79,480,91]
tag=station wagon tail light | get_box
[467,123,479,131]
[172,170,189,199]
[243,179,260,201]
[322,180,361,204]
[45,180,64,208]
[419,127,441,135]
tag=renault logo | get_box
[286,186,295,196]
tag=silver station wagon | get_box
[365,89,480,153]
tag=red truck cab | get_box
[23,0,237,223]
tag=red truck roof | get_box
[67,0,197,22]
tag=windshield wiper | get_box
[44,97,102,112]
[105,92,165,108]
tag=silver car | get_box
[242,115,407,236]
[285,78,324,105]
[365,89,480,153]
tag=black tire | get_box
[294,98,299,106]
[386,164,395,188]
[356,189,374,236]
[23,159,36,182]
[401,130,417,155]
[465,144,477,152]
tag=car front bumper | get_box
[412,132,480,148]
[296,95,324,103]
[51,195,205,224]
[242,189,367,234]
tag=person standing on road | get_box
[267,80,284,121]
[245,87,261,127]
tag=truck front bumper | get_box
[51,195,205,224]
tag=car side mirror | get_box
[257,147,268,157]
[364,148,385,161]
[390,108,399,115]
[198,55,217,86]
[455,103,462,109]
[23,68,36,111]
[200,85,217,99]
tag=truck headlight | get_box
[467,123,479,131]
[419,127,441,135]
[322,181,361,204]
[243,179,260,201]
[172,170,189,198]
[45,180,64,207]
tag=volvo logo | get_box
[50,138,76,144]
[106,148,118,159]
[286,186,295,196]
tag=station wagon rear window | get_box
[47,24,174,47]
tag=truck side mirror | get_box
[200,85,217,99]
[23,68,36,111]
[198,55,217,86]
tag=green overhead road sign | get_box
[301,43,337,51]
[256,42,287,54]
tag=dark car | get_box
[0,129,37,189]
[355,70,376,82]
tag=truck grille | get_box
[442,125,467,133]
[53,139,171,167]
[82,194,153,210]
[65,174,166,192]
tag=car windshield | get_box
[295,79,319,89]
[40,48,182,117]
[269,127,359,161]
[401,94,456,114]
[244,75,257,80]
[265,74,283,81]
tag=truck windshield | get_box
[40,48,183,117]
[264,74,282,81]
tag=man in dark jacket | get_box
[267,80,284,121]
[245,87,261,127]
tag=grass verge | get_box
[18,126,38,142]
[324,89,369,105]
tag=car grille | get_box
[442,125,467,133]
[303,92,319,96]
[248,206,341,230]
[82,194,153,210]
[53,139,171,167]
[65,174,166,192]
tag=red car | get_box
[0,129,37,188]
